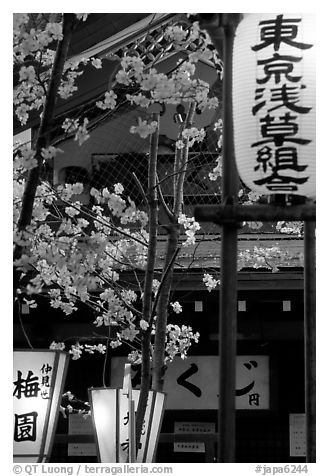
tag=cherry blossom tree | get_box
[13,13,223,451]
[13,13,303,455]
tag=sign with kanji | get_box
[68,414,96,457]
[174,442,205,453]
[174,422,216,434]
[89,387,165,463]
[233,14,315,197]
[13,350,69,462]
[289,413,306,456]
[111,355,270,410]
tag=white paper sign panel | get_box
[289,413,306,457]
[111,355,270,410]
[13,351,67,461]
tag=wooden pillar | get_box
[304,221,316,462]
[218,15,240,463]
[197,12,316,465]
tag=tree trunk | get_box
[135,113,159,452]
[151,222,180,391]
[151,102,196,392]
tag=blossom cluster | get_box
[208,120,223,180]
[96,90,117,110]
[276,221,303,237]
[14,170,201,364]
[170,301,183,314]
[13,14,63,61]
[13,15,64,124]
[130,118,158,139]
[14,180,144,313]
[13,15,102,126]
[127,322,200,365]
[165,324,200,363]
[119,47,219,113]
[178,213,201,246]
[176,127,206,149]
[238,246,304,272]
[74,118,90,145]
[13,144,38,172]
[13,66,46,125]
[203,273,220,292]
[164,25,189,44]
[208,155,222,181]
[58,69,81,100]
[50,341,107,360]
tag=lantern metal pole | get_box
[304,221,316,462]
[217,14,240,463]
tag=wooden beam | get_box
[195,204,316,224]
[304,221,316,462]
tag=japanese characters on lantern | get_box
[89,388,165,463]
[233,14,315,197]
[13,350,69,462]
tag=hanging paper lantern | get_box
[13,350,69,462]
[89,387,166,463]
[232,13,315,197]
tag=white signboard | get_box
[174,442,205,453]
[289,413,306,457]
[174,422,216,434]
[111,355,270,410]
[13,350,68,463]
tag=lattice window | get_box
[102,16,223,76]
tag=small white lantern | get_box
[232,13,315,197]
[89,387,166,463]
[13,350,69,462]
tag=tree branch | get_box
[14,13,77,263]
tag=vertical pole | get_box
[123,364,136,463]
[129,399,136,463]
[218,15,240,463]
[304,221,316,462]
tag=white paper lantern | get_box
[89,387,166,463]
[232,13,315,197]
[13,350,69,462]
